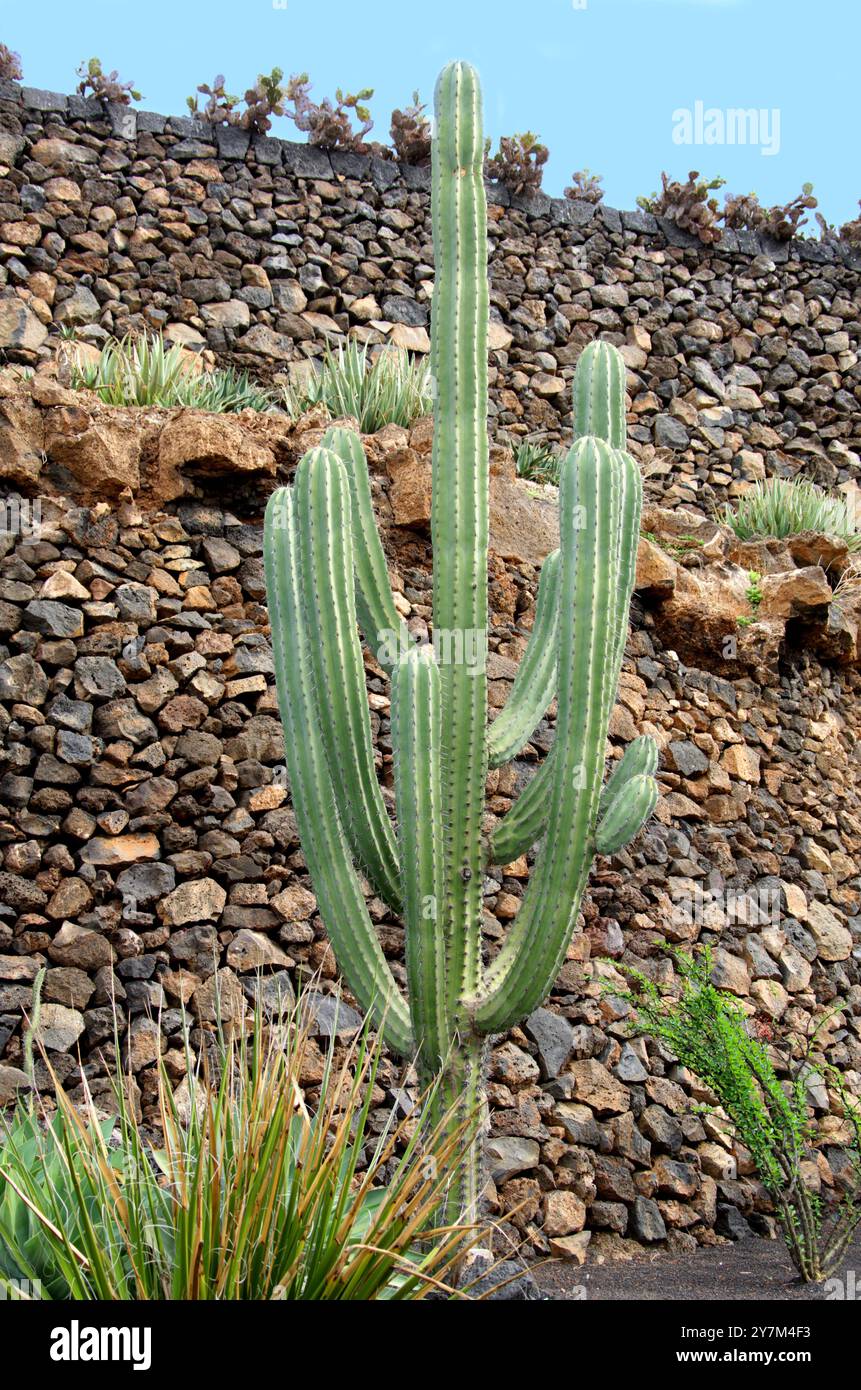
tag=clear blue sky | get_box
[3,0,858,224]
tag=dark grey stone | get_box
[630,1196,667,1243]
[381,295,427,327]
[281,141,332,177]
[622,208,658,235]
[654,415,690,450]
[370,156,399,191]
[252,135,282,166]
[215,125,250,159]
[329,149,371,179]
[136,110,167,133]
[21,87,68,112]
[401,162,431,191]
[551,198,598,229]
[525,1006,575,1079]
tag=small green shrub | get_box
[390,92,431,166]
[719,477,861,552]
[485,133,549,198]
[285,74,375,150]
[76,58,141,105]
[638,171,725,246]
[240,69,287,134]
[514,440,562,485]
[617,948,861,1283]
[564,169,604,205]
[746,569,763,608]
[724,184,817,241]
[70,333,273,412]
[187,75,241,125]
[0,1007,475,1301]
[283,341,431,432]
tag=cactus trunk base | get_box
[424,1040,487,1228]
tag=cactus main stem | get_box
[430,61,489,1014]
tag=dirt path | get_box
[535,1232,861,1301]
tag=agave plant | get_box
[69,333,273,413]
[282,340,431,432]
[719,476,861,551]
[264,60,656,1223]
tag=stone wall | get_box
[1,80,860,518]
[0,391,859,1261]
[1,81,861,1266]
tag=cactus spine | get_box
[264,61,657,1222]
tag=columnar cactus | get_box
[264,60,658,1221]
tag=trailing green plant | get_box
[187,75,240,124]
[719,476,861,552]
[0,43,22,81]
[285,73,374,150]
[564,168,604,205]
[616,948,861,1283]
[485,132,549,198]
[0,1006,475,1300]
[240,69,287,134]
[76,58,141,105]
[724,184,817,241]
[746,569,763,609]
[390,91,432,166]
[282,340,431,432]
[638,171,725,246]
[264,60,657,1224]
[70,332,273,412]
[514,439,562,485]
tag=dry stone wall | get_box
[1,80,860,518]
[0,448,859,1265]
[1,82,861,1265]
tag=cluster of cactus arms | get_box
[263,59,658,1222]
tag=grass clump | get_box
[719,477,861,552]
[70,333,274,413]
[0,1004,475,1301]
[282,340,431,433]
[617,948,861,1283]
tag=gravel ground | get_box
[535,1232,861,1301]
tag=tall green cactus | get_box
[264,60,658,1222]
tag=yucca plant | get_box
[264,60,657,1224]
[720,476,861,552]
[282,340,431,432]
[617,948,861,1283]
[0,1007,475,1301]
[69,332,273,413]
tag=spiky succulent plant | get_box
[264,60,657,1221]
